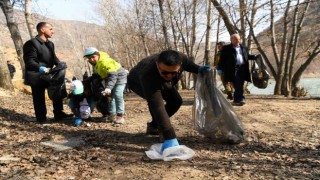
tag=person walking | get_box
[23,22,73,124]
[214,41,233,100]
[218,33,256,106]
[127,49,210,152]
[83,47,127,124]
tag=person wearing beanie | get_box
[83,47,127,124]
[68,80,95,126]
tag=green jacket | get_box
[94,52,127,89]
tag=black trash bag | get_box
[40,62,68,101]
[251,55,270,89]
[193,69,245,144]
[83,73,112,115]
[84,74,106,101]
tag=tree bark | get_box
[210,0,237,35]
[0,50,14,90]
[0,0,25,78]
[25,0,37,38]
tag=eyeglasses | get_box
[156,62,181,76]
[159,71,180,76]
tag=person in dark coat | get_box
[218,33,256,106]
[7,61,16,79]
[23,22,73,124]
[127,50,210,152]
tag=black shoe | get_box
[232,101,245,106]
[146,122,159,135]
[37,118,52,124]
[54,112,74,121]
[227,92,233,100]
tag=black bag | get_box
[251,55,270,89]
[40,62,68,100]
[83,74,112,116]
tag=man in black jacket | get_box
[23,22,73,124]
[127,50,210,152]
[218,33,256,106]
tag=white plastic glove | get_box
[101,88,112,96]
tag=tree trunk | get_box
[204,0,212,65]
[292,41,320,90]
[210,0,237,35]
[25,0,37,38]
[289,0,310,96]
[0,0,25,78]
[135,1,150,56]
[0,50,14,90]
[158,0,171,49]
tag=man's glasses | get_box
[156,62,181,76]
[159,71,180,76]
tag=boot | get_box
[227,91,233,100]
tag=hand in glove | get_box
[39,66,49,74]
[101,88,112,96]
[161,138,180,152]
[198,65,211,74]
[217,70,223,75]
[74,118,82,126]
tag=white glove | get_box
[101,88,112,96]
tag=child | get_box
[68,80,95,126]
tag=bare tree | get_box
[25,0,37,38]
[0,0,25,78]
[203,0,212,65]
[158,0,171,49]
[135,0,150,56]
[0,47,14,90]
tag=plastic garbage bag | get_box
[251,55,270,89]
[145,143,195,161]
[193,69,245,144]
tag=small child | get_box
[68,80,95,126]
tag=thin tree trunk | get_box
[25,0,37,38]
[210,0,237,35]
[135,1,150,56]
[289,0,310,93]
[0,48,14,90]
[0,0,25,78]
[158,0,171,49]
[204,0,212,65]
[274,0,291,95]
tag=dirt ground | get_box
[0,88,319,179]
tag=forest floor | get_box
[0,86,319,179]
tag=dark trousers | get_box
[149,88,183,128]
[233,65,245,102]
[31,85,63,121]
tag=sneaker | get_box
[113,115,125,124]
[106,114,116,122]
[146,122,159,135]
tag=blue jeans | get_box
[109,84,126,115]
